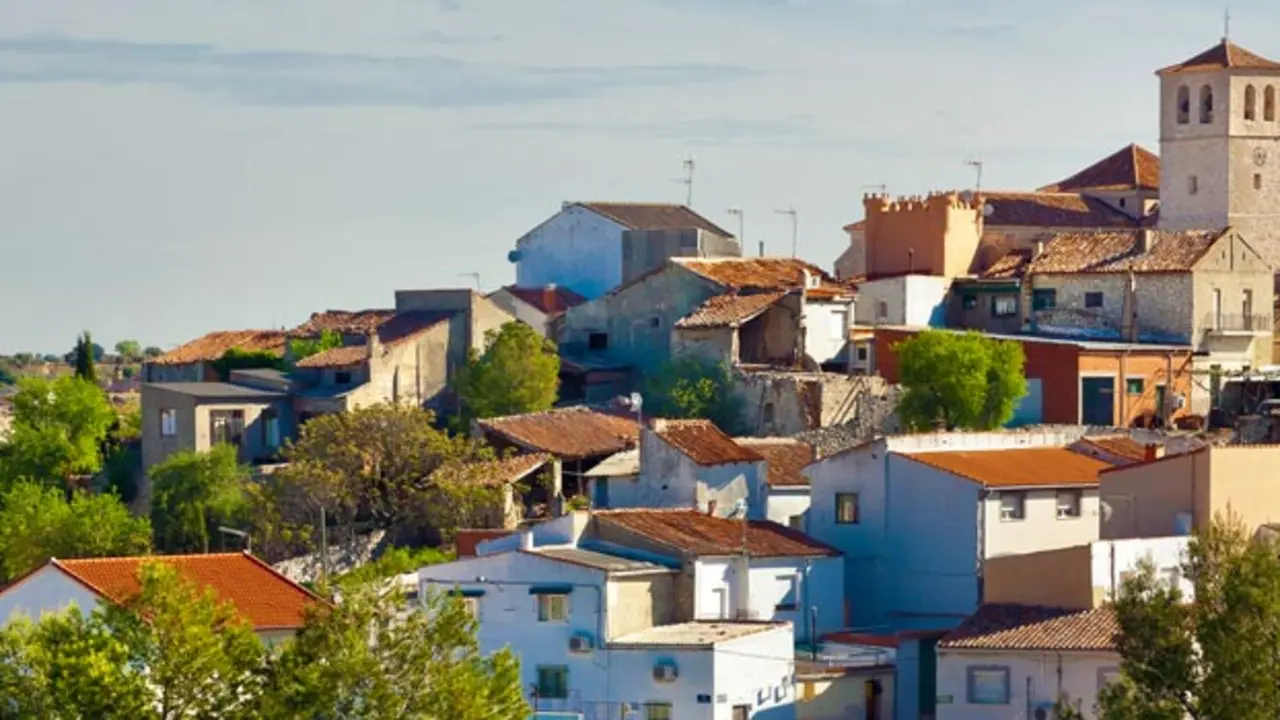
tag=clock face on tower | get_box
[1255,147,1269,167]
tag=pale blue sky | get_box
[0,0,1267,353]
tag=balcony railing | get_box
[1202,313,1272,333]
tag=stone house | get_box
[511,201,739,300]
[143,330,286,383]
[140,381,291,472]
[485,284,586,338]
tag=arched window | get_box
[1200,85,1214,123]
[1245,84,1257,120]
[1266,86,1276,121]
[1176,86,1190,124]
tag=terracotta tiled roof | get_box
[1026,228,1229,275]
[435,453,551,488]
[295,344,367,369]
[981,192,1137,228]
[1075,436,1152,464]
[456,529,515,558]
[1158,39,1280,75]
[675,291,789,329]
[477,407,639,460]
[651,419,763,466]
[1038,144,1161,193]
[676,257,836,290]
[500,285,588,316]
[294,311,453,369]
[981,249,1033,280]
[896,447,1114,487]
[736,438,815,487]
[940,604,1118,652]
[151,330,287,365]
[54,553,318,631]
[595,509,840,558]
[577,202,734,237]
[290,309,396,336]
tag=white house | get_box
[0,553,319,645]
[852,274,951,327]
[736,438,815,529]
[936,604,1120,720]
[511,201,738,300]
[485,284,587,338]
[418,533,797,719]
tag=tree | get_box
[114,340,142,362]
[0,480,151,581]
[289,330,342,364]
[0,375,117,485]
[455,322,559,422]
[143,346,164,359]
[645,354,745,433]
[70,331,100,383]
[260,582,528,719]
[211,347,285,381]
[9,353,36,367]
[149,445,249,554]
[895,330,1027,432]
[1099,515,1280,719]
[332,546,455,589]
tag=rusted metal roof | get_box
[151,330,286,365]
[674,291,789,329]
[595,509,840,558]
[477,407,639,460]
[652,419,763,466]
[896,447,1113,488]
[736,438,815,487]
[1037,144,1161,193]
[940,604,1117,652]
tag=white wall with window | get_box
[692,555,844,642]
[936,649,1120,720]
[852,274,951,328]
[983,487,1100,558]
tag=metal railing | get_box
[1202,313,1272,332]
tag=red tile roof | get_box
[677,257,836,291]
[737,438,815,487]
[1024,228,1229,275]
[151,330,286,365]
[53,553,318,631]
[981,192,1138,228]
[981,249,1033,279]
[500,285,588,316]
[456,529,515,558]
[436,453,551,488]
[595,509,840,558]
[1038,144,1161,193]
[896,447,1114,488]
[940,604,1118,652]
[1158,39,1280,75]
[477,407,639,460]
[290,309,396,336]
[675,291,789,329]
[1075,436,1153,464]
[295,344,367,369]
[577,202,734,237]
[293,311,453,369]
[652,419,763,466]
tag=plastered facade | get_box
[862,192,983,278]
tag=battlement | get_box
[863,190,982,216]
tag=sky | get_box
[0,0,1270,353]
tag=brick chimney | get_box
[542,284,558,313]
[1137,229,1155,254]
[1143,443,1165,462]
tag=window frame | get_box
[1031,289,1056,311]
[966,665,1011,705]
[1084,291,1104,309]
[160,408,178,437]
[536,593,569,622]
[962,294,978,310]
[535,665,569,700]
[1126,377,1145,395]
[775,574,800,612]
[991,296,1017,317]
[1056,489,1083,519]
[999,491,1026,522]
[835,492,859,524]
[643,702,673,720]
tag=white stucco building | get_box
[736,438,815,530]
[852,274,951,328]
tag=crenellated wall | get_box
[862,191,984,279]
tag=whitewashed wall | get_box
[936,649,1120,720]
[515,205,628,299]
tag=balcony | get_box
[1202,313,1272,335]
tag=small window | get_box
[160,408,178,437]
[1255,173,1263,190]
[262,407,281,449]
[999,491,1026,521]
[876,300,888,320]
[1176,85,1190,124]
[210,410,245,447]
[992,296,1017,317]
[1056,489,1083,519]
[537,594,569,622]
[644,703,673,720]
[1126,377,1145,395]
[1031,289,1056,311]
[333,371,352,385]
[587,332,608,351]
[1118,197,1127,208]
[962,294,977,310]
[835,493,859,524]
[856,345,868,361]
[1189,175,1199,195]
[1084,292,1103,308]
[535,665,569,699]
[649,317,661,328]
[788,514,804,531]
[1246,84,1258,120]
[967,666,1010,705]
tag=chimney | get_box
[1137,229,1155,254]
[758,240,765,257]
[1034,240,1045,259]
[1143,443,1165,462]
[707,499,717,516]
[520,529,535,551]
[365,330,381,361]
[543,284,558,313]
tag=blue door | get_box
[1081,377,1116,426]
[1008,379,1044,427]
[592,478,609,509]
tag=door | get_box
[864,679,882,720]
[711,588,729,619]
[592,478,609,509]
[1081,377,1116,426]
[1008,378,1044,426]
[732,705,749,720]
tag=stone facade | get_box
[734,371,900,437]
[620,228,740,287]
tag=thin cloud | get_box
[0,35,757,109]
[471,116,837,145]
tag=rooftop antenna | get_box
[727,207,745,244]
[678,157,695,206]
[1224,7,1231,41]
[775,206,798,258]
[966,159,984,195]
[458,272,481,291]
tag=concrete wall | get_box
[798,669,894,720]
[803,300,853,367]
[613,426,763,516]
[486,289,553,337]
[514,205,628,299]
[740,299,804,366]
[144,362,211,383]
[764,487,811,529]
[0,565,103,625]
[984,537,1191,608]
[1191,232,1274,366]
[140,385,287,471]
[982,487,1101,558]
[711,626,799,720]
[672,326,738,365]
[854,275,950,327]
[621,228,741,286]
[606,573,678,638]
[1028,273,1193,344]
[693,556,843,642]
[936,649,1119,720]
[834,224,866,280]
[948,283,1024,336]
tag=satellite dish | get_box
[981,203,995,218]
[507,249,523,263]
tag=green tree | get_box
[142,346,164,359]
[895,330,1027,432]
[211,347,286,380]
[645,354,745,433]
[71,331,99,383]
[332,546,455,589]
[0,480,151,581]
[260,582,528,719]
[0,375,117,485]
[10,353,37,367]
[289,330,343,364]
[149,445,249,554]
[1098,516,1280,720]
[114,340,143,362]
[455,322,559,422]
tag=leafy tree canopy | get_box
[645,354,745,434]
[113,340,143,362]
[142,346,164,359]
[455,322,559,423]
[149,444,250,554]
[211,347,286,381]
[289,330,343,364]
[69,331,101,383]
[0,375,117,484]
[332,546,455,589]
[895,330,1027,432]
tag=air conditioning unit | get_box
[653,663,678,682]
[568,634,594,653]
[1032,701,1056,720]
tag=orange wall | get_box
[863,193,982,278]
[1078,352,1193,427]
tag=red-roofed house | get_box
[486,284,587,338]
[0,552,320,644]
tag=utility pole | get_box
[727,208,745,245]
[775,206,798,258]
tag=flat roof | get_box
[529,546,673,574]
[610,621,786,649]
[142,382,286,401]
[874,325,1192,353]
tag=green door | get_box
[1081,377,1116,426]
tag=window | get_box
[1246,84,1258,120]
[1244,289,1255,327]
[1056,489,1083,519]
[210,410,245,447]
[333,370,352,385]
[1189,175,1199,195]
[830,310,848,337]
[962,294,977,310]
[732,705,750,720]
[588,332,608,351]
[649,317,661,328]
[1199,84,1213,124]
[775,575,799,611]
[644,703,673,720]
[835,493,859,524]
[788,514,804,531]
[967,666,1010,705]
[1256,173,1264,191]
[1118,197,1127,208]
[856,345,868,361]
[537,594,568,622]
[1126,377,1145,395]
[1176,85,1190,124]
[1267,85,1276,121]
[999,491,1026,521]
[1085,291,1104,308]
[535,666,568,699]
[876,300,888,320]
[1031,289,1056,311]
[160,408,177,437]
[262,408,281,449]
[992,296,1017,317]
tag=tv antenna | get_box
[458,272,481,291]
[1224,7,1231,40]
[965,159,984,194]
[676,157,695,206]
[775,206,798,258]
[727,207,745,243]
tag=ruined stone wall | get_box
[733,371,901,438]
